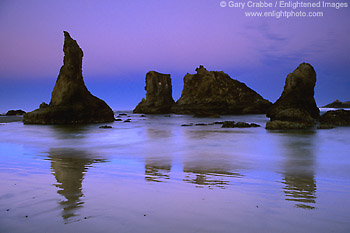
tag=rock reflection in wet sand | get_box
[48,148,106,222]
[283,174,316,209]
[183,168,243,189]
[281,133,316,209]
[145,158,172,182]
[182,153,243,189]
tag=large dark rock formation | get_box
[133,71,175,114]
[24,31,114,124]
[171,65,272,115]
[319,110,350,126]
[266,63,319,129]
[322,100,350,108]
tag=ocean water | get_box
[0,112,349,233]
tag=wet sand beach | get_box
[0,112,349,233]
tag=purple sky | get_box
[0,0,349,112]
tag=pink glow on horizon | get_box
[0,0,349,112]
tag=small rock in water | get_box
[319,109,350,126]
[99,125,112,129]
[236,122,260,128]
[140,115,146,117]
[195,123,207,126]
[222,121,260,128]
[181,123,193,127]
[235,122,251,128]
[124,119,131,122]
[115,119,122,121]
[221,121,235,128]
[250,123,261,127]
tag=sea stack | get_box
[6,110,26,116]
[266,63,319,129]
[171,65,272,115]
[24,31,115,124]
[322,100,350,108]
[133,71,175,114]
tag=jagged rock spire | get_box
[24,31,115,124]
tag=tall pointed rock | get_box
[24,31,115,124]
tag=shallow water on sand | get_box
[0,112,349,233]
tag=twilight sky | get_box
[0,0,349,112]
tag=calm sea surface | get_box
[0,111,349,233]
